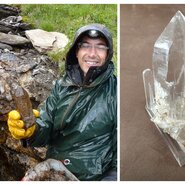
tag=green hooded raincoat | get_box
[27,24,117,181]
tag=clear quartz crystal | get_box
[143,11,185,146]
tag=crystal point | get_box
[143,11,185,150]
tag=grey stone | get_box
[0,32,30,45]
[0,5,19,19]
[0,42,12,50]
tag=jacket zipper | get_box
[60,86,82,130]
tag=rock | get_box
[5,136,44,161]
[0,32,30,45]
[0,42,12,50]
[0,48,59,117]
[0,22,13,33]
[0,16,31,34]
[0,144,39,181]
[0,5,19,19]
[25,29,69,54]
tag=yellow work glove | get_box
[7,109,40,140]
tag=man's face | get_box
[76,36,108,76]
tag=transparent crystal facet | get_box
[143,11,185,166]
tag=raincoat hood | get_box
[66,23,114,85]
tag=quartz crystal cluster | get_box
[143,11,185,146]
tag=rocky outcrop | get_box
[0,5,70,181]
[0,49,59,116]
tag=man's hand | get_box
[7,109,40,140]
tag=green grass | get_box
[19,4,117,75]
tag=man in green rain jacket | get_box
[7,23,117,181]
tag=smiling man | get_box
[7,24,117,181]
[76,36,108,76]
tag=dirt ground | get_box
[120,4,185,180]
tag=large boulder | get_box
[25,29,69,54]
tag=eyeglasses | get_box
[78,42,109,52]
